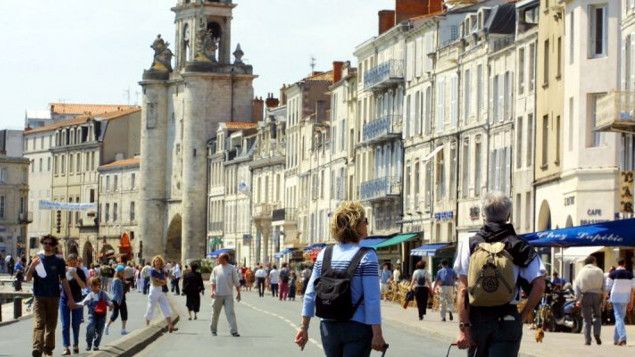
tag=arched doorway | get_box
[537,200,552,231]
[83,242,94,267]
[166,214,182,262]
[67,240,79,256]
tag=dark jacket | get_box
[469,222,537,268]
[182,270,204,295]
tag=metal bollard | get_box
[13,297,22,319]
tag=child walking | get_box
[79,277,113,351]
[105,265,128,335]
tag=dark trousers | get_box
[257,278,265,297]
[271,283,279,297]
[171,278,180,295]
[110,300,128,322]
[581,292,602,343]
[468,305,522,357]
[60,297,82,348]
[86,314,106,348]
[414,286,429,319]
[143,278,150,294]
[320,320,372,357]
[302,278,309,295]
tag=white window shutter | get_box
[415,37,423,78]
[406,41,415,81]
[630,34,635,90]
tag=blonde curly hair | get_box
[330,201,366,243]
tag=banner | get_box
[619,171,634,213]
[39,200,97,211]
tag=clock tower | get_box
[139,0,256,263]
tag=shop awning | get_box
[372,233,418,249]
[360,238,387,248]
[410,243,451,257]
[207,249,233,258]
[274,248,296,259]
[557,246,604,263]
[524,218,635,247]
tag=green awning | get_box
[372,233,418,249]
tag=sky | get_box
[0,0,393,129]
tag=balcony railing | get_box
[363,60,404,91]
[18,211,33,224]
[254,203,274,219]
[596,91,635,133]
[362,114,403,144]
[360,176,402,201]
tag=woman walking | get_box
[295,201,387,356]
[143,255,177,332]
[105,265,128,335]
[60,254,87,355]
[182,262,204,320]
[410,260,432,320]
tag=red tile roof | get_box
[50,103,138,116]
[224,121,258,130]
[98,157,140,170]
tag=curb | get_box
[0,312,33,327]
[91,295,182,357]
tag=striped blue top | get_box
[301,243,381,325]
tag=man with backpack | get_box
[278,263,290,301]
[454,192,545,357]
[433,259,457,322]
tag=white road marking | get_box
[242,301,323,351]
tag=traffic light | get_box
[56,210,61,233]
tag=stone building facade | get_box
[0,156,29,258]
[139,0,256,263]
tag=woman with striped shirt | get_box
[296,201,386,356]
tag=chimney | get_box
[378,10,396,35]
[265,93,280,108]
[395,0,438,24]
[279,84,288,105]
[332,61,344,83]
[252,97,264,122]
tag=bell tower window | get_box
[182,23,190,63]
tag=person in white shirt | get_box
[170,262,182,295]
[254,266,267,297]
[574,255,605,345]
[268,266,280,297]
[605,258,635,346]
[209,253,241,337]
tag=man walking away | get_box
[141,262,151,295]
[7,254,15,276]
[26,235,79,357]
[433,259,457,321]
[301,265,311,295]
[171,262,182,295]
[605,258,634,346]
[574,255,605,345]
[380,264,392,300]
[210,253,241,337]
[454,192,545,357]
[279,263,290,301]
[255,265,266,297]
[269,265,279,297]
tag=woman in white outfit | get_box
[143,255,177,332]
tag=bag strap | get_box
[321,246,334,276]
[346,247,370,278]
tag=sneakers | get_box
[61,349,71,356]
[121,329,128,335]
[231,332,240,337]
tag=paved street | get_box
[136,290,455,357]
[0,282,153,357]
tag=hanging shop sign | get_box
[619,171,634,213]
[434,211,454,221]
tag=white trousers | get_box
[137,277,145,293]
[439,285,455,317]
[211,295,238,334]
[144,286,172,321]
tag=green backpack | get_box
[467,242,515,307]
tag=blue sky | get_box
[0,0,392,129]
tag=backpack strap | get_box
[346,247,370,278]
[321,246,334,276]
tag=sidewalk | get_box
[380,300,634,357]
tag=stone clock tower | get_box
[139,0,256,263]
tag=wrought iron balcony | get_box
[363,60,404,91]
[362,114,403,144]
[596,91,635,133]
[359,176,402,202]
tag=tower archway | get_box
[166,214,182,262]
[537,200,552,231]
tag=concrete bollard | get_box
[13,297,22,319]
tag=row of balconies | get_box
[359,176,402,201]
[596,91,635,133]
[363,60,404,91]
[362,114,403,144]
